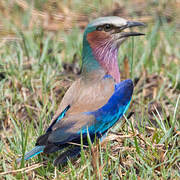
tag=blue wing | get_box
[83,79,133,134]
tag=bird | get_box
[17,16,145,166]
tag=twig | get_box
[67,142,88,148]
[0,162,45,175]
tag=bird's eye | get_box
[104,24,113,32]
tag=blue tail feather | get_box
[16,146,45,163]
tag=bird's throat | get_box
[82,33,120,82]
[95,47,120,83]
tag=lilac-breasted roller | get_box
[17,16,145,166]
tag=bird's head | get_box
[82,16,145,82]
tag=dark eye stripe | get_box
[96,26,103,31]
[96,24,114,32]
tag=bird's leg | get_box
[53,146,81,166]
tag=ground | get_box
[0,0,180,179]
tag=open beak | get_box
[118,21,146,38]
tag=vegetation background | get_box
[0,0,179,179]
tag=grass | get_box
[0,0,180,179]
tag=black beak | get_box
[120,31,145,37]
[117,21,146,38]
[126,21,146,28]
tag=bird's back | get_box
[53,69,115,120]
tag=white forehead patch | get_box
[89,16,127,27]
